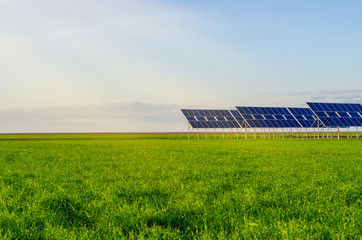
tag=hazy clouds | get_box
[1,89,360,133]
[0,102,184,133]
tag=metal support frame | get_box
[182,115,361,141]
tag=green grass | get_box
[0,135,361,239]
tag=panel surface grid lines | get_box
[181,109,240,129]
[306,102,362,128]
[230,110,249,128]
[236,106,300,128]
[287,107,318,128]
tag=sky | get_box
[1,0,362,132]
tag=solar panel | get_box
[307,102,362,128]
[235,106,301,128]
[287,107,319,128]
[230,110,249,128]
[181,109,241,128]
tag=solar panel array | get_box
[181,102,362,129]
[236,106,300,128]
[307,102,362,128]
[288,107,319,128]
[181,109,240,129]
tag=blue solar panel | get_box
[181,109,241,129]
[243,114,253,120]
[264,115,274,120]
[230,110,249,127]
[307,102,362,127]
[287,107,318,128]
[236,106,301,128]
[254,114,264,120]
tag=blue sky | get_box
[0,0,361,132]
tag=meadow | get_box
[0,134,361,239]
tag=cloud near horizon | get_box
[1,91,361,133]
[0,102,186,133]
[280,89,362,104]
[318,89,362,95]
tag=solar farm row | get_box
[181,102,362,129]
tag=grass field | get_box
[0,134,361,239]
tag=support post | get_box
[273,128,275,139]
[317,121,320,139]
[264,128,266,139]
[347,127,349,139]
[314,128,316,139]
[322,127,324,139]
[357,127,359,139]
[187,123,190,140]
[337,126,340,139]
